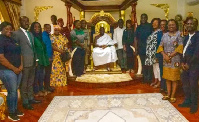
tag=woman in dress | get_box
[145,18,162,88]
[30,22,50,97]
[122,20,135,73]
[157,19,183,103]
[50,25,69,86]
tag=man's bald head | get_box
[19,16,29,30]
[99,27,105,36]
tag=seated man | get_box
[92,27,118,71]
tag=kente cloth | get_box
[92,33,118,66]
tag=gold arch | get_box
[90,10,116,22]
[89,10,117,25]
[95,21,110,33]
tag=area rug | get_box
[76,74,132,83]
[39,93,188,122]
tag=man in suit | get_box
[12,16,41,110]
[178,17,199,114]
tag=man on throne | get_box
[92,27,118,71]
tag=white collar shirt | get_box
[20,27,31,44]
[113,26,125,50]
[183,33,195,57]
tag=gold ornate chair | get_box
[0,80,6,120]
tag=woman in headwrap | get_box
[50,25,69,86]
[57,18,71,48]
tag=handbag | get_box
[60,51,71,62]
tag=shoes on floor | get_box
[178,101,191,108]
[15,110,24,116]
[162,96,170,100]
[169,98,176,103]
[190,105,198,114]
[34,91,46,97]
[29,99,42,104]
[23,104,34,110]
[8,113,20,121]
[153,84,160,88]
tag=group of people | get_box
[133,14,198,114]
[111,13,198,114]
[0,12,198,121]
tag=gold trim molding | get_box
[90,10,116,22]
[34,6,53,21]
[151,4,169,20]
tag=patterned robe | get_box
[50,34,69,86]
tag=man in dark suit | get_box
[178,17,199,114]
[12,16,41,110]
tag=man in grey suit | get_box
[12,16,41,110]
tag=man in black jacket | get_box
[178,17,199,114]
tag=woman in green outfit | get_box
[30,22,50,97]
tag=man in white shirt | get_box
[92,27,118,71]
[113,19,127,72]
[50,15,57,34]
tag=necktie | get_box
[26,31,35,51]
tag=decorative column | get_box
[119,10,125,22]
[80,11,85,20]
[130,2,142,77]
[65,2,73,30]
[130,2,137,31]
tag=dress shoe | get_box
[8,113,20,121]
[190,105,198,114]
[23,104,34,110]
[178,102,191,108]
[15,109,24,116]
[47,86,55,92]
[29,99,42,104]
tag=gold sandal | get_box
[170,98,176,103]
[162,96,170,100]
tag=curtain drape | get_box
[0,0,11,23]
[4,0,20,30]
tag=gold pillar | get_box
[119,10,125,22]
[80,11,85,20]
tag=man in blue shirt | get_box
[42,24,54,92]
[135,13,153,83]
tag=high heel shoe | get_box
[107,67,112,71]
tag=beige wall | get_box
[21,0,198,27]
[185,4,199,19]
[21,0,80,27]
[125,0,199,24]
[125,0,178,24]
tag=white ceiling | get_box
[77,0,125,6]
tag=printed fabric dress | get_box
[145,29,161,66]
[50,34,69,86]
[157,31,183,81]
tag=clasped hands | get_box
[13,64,23,74]
[181,63,189,70]
[163,54,171,63]
[100,45,108,49]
